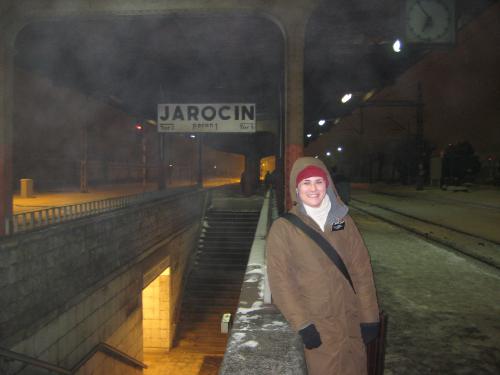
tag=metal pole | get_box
[416,82,424,190]
[142,134,147,190]
[158,133,165,190]
[359,106,365,181]
[359,106,364,135]
[80,125,88,193]
[197,134,203,187]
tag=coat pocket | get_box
[297,269,333,317]
[301,292,331,317]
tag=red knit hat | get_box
[296,165,329,187]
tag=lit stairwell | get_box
[175,209,260,355]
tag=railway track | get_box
[351,198,500,271]
[372,190,500,211]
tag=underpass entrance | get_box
[143,267,173,352]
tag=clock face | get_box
[406,0,455,43]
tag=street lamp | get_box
[341,93,352,103]
[134,122,146,189]
[393,39,402,53]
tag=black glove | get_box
[299,324,322,349]
[361,322,380,344]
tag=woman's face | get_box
[297,176,327,207]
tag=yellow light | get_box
[363,90,376,101]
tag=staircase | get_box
[175,209,260,355]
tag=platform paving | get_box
[12,178,239,214]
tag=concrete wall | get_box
[0,189,205,373]
[220,191,307,375]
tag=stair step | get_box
[199,237,254,242]
[187,280,244,288]
[185,291,241,300]
[183,297,240,305]
[204,220,258,225]
[202,228,256,233]
[200,235,255,241]
[194,257,249,264]
[194,253,249,259]
[196,247,251,253]
[175,206,259,353]
[194,263,248,268]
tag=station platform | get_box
[12,178,239,215]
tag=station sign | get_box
[157,103,256,133]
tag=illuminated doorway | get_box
[260,155,276,180]
[142,267,172,351]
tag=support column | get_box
[158,133,166,190]
[243,151,260,196]
[416,82,424,190]
[197,134,203,187]
[283,18,307,209]
[0,42,14,235]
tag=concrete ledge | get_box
[219,191,307,375]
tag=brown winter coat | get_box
[266,157,379,375]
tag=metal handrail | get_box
[0,342,147,374]
[6,187,194,235]
[71,343,147,372]
[0,347,70,374]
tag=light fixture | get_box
[393,39,402,53]
[306,133,312,138]
[318,119,326,126]
[363,90,376,101]
[337,146,343,152]
[334,118,340,125]
[190,134,196,139]
[314,155,319,159]
[341,93,352,103]
[326,151,331,157]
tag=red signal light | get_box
[135,123,143,131]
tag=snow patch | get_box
[232,332,246,342]
[247,268,264,275]
[240,340,259,348]
[238,314,260,323]
[238,301,263,314]
[245,276,259,283]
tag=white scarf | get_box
[304,194,331,231]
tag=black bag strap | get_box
[282,213,356,293]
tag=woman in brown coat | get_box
[266,157,380,375]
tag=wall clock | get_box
[405,0,456,44]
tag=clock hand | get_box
[416,0,431,18]
[422,15,433,31]
[416,0,433,32]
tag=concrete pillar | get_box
[0,38,14,235]
[242,151,260,196]
[282,16,307,209]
